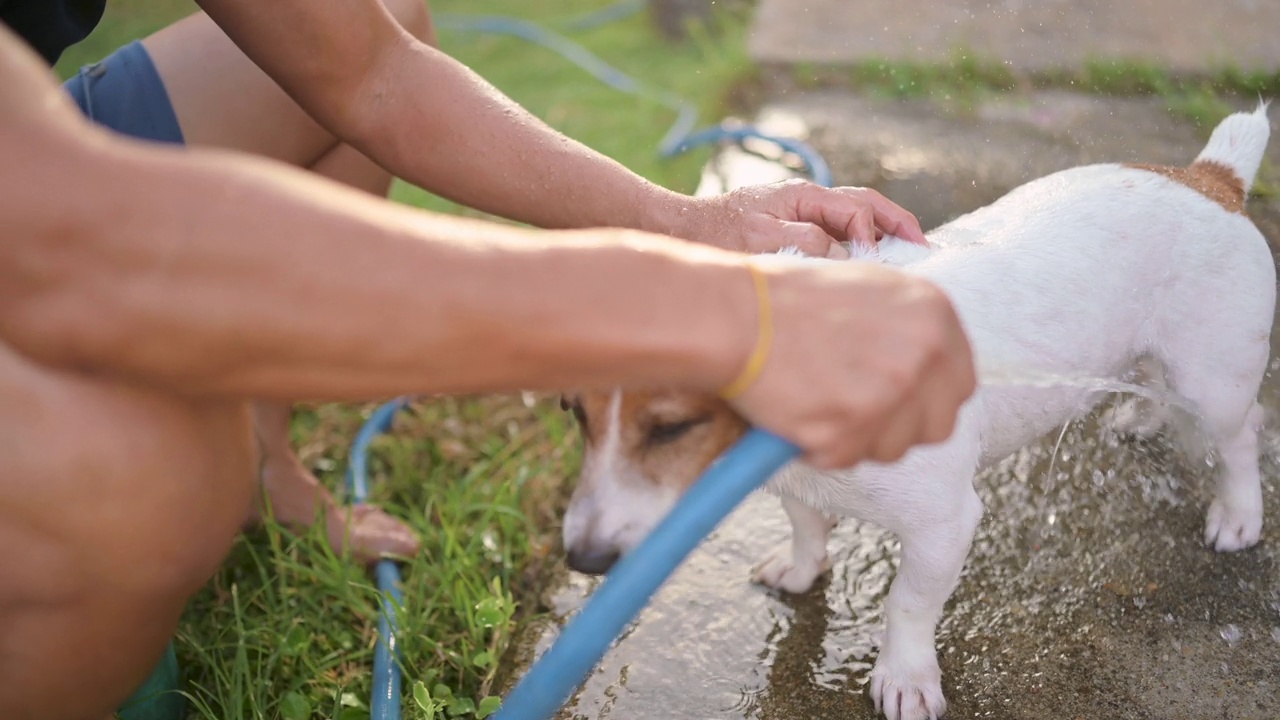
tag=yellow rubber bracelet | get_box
[718,262,773,400]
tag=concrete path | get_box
[748,0,1280,74]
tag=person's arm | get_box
[193,0,927,256]
[0,26,973,468]
[5,130,751,401]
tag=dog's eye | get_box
[647,417,707,446]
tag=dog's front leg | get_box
[752,493,836,594]
[871,485,983,720]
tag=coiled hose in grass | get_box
[346,397,412,720]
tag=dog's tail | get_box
[1194,100,1271,194]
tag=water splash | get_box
[978,366,1200,415]
[1220,624,1242,647]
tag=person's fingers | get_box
[867,391,927,464]
[803,417,873,470]
[918,377,964,445]
[786,184,883,245]
[913,319,976,446]
[850,205,877,246]
[929,360,977,443]
[766,219,849,259]
[834,187,929,245]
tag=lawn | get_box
[55,1,753,719]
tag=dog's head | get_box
[560,390,748,574]
[555,240,933,575]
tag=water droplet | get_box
[1220,624,1242,647]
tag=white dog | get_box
[560,104,1274,720]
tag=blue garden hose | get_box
[434,11,833,185]
[345,397,412,720]
[493,430,798,720]
[348,401,798,720]
[346,5,835,719]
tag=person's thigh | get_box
[0,342,257,720]
[139,10,336,165]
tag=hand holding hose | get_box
[720,260,977,469]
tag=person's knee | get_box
[0,454,241,719]
[0,366,255,719]
[383,0,437,46]
[0,561,192,719]
[3,355,257,601]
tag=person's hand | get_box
[670,180,928,259]
[723,260,975,469]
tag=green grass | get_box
[391,1,754,213]
[176,397,580,720]
[778,52,1280,125]
[59,2,751,719]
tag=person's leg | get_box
[136,1,436,561]
[0,341,257,720]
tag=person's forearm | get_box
[350,41,693,235]
[195,0,696,238]
[2,127,751,401]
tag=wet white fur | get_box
[566,105,1275,720]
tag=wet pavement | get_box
[504,90,1280,720]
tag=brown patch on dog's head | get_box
[559,390,749,573]
[567,389,748,495]
[1126,159,1247,214]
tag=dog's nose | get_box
[566,546,620,575]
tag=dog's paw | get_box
[869,656,947,720]
[1204,496,1263,552]
[751,544,829,594]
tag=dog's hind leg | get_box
[1201,399,1266,551]
[752,493,836,594]
[1162,334,1269,552]
[870,482,983,720]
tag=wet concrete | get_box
[506,90,1280,720]
[748,0,1280,74]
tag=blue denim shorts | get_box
[63,40,185,145]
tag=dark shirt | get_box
[0,0,107,65]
